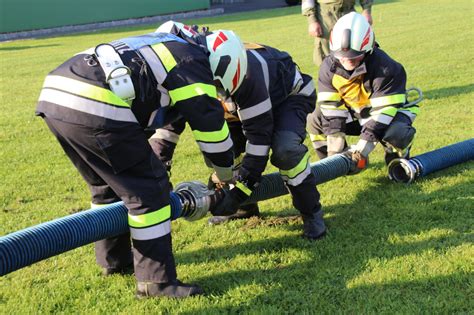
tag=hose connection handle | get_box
[404,87,423,107]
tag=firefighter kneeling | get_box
[307,12,420,173]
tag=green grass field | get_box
[1,0,473,313]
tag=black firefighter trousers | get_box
[43,117,177,283]
[269,91,322,219]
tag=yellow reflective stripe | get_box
[404,106,420,115]
[310,134,326,142]
[280,151,310,178]
[318,92,341,102]
[193,121,229,142]
[380,106,398,117]
[151,43,176,72]
[235,181,252,196]
[370,94,406,107]
[43,75,129,108]
[128,205,171,228]
[169,83,217,104]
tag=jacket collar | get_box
[329,55,368,80]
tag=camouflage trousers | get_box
[313,1,356,66]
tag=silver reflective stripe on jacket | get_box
[151,128,181,143]
[197,136,233,153]
[139,46,168,85]
[38,89,138,123]
[249,50,269,91]
[139,46,171,108]
[298,79,316,96]
[246,142,270,156]
[371,114,394,125]
[238,98,272,121]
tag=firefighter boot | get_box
[136,280,204,299]
[302,210,327,240]
[208,203,260,225]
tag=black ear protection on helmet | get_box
[213,55,231,79]
[341,29,351,51]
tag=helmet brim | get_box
[332,49,365,59]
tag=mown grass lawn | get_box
[0,0,473,313]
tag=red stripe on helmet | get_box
[231,60,241,93]
[184,25,197,35]
[359,27,371,50]
[212,31,229,51]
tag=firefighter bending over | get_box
[35,29,245,298]
[151,21,327,240]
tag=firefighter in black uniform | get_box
[36,30,247,298]
[151,21,327,240]
[150,22,260,224]
[307,12,420,171]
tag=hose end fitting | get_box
[388,158,421,184]
[174,181,215,221]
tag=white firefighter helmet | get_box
[155,20,198,37]
[330,12,375,59]
[206,30,247,95]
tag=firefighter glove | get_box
[211,185,248,216]
[343,149,369,175]
[236,167,260,191]
[211,167,259,216]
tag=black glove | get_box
[210,186,247,216]
[211,167,259,216]
[235,167,260,191]
[342,150,369,175]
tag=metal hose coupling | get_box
[388,158,422,184]
[173,181,222,221]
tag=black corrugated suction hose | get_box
[0,154,352,276]
[388,138,474,183]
